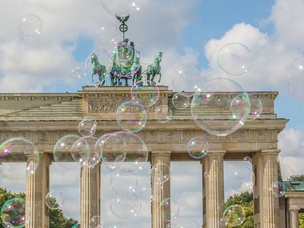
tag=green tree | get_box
[224,191,254,228]
[0,188,78,228]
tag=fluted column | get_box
[202,150,226,228]
[26,153,51,228]
[289,207,299,228]
[151,151,171,228]
[261,149,280,228]
[80,163,101,227]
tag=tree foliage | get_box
[0,188,78,228]
[287,174,304,182]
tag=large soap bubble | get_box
[19,13,42,37]
[96,22,120,49]
[172,63,203,97]
[101,0,145,17]
[0,137,39,180]
[116,101,147,132]
[1,198,28,228]
[97,131,148,174]
[288,56,304,102]
[110,193,142,219]
[191,78,250,136]
[217,42,253,75]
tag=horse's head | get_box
[91,53,98,64]
[155,51,163,62]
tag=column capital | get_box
[206,150,226,157]
[261,149,280,156]
[289,206,300,212]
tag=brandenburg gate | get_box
[0,86,288,227]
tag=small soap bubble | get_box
[176,219,200,228]
[19,13,42,37]
[154,105,172,123]
[222,205,246,226]
[0,198,28,227]
[131,81,160,107]
[110,193,142,219]
[187,136,209,159]
[243,156,252,164]
[229,166,254,193]
[110,171,138,195]
[89,215,105,228]
[172,93,190,109]
[217,42,253,75]
[288,56,304,102]
[271,182,286,197]
[45,191,65,210]
[96,22,120,49]
[160,198,180,221]
[78,116,97,137]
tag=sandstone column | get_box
[80,163,101,227]
[261,149,280,228]
[202,150,226,228]
[289,207,299,228]
[151,151,171,228]
[26,153,51,228]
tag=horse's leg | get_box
[158,73,162,83]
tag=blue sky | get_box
[1,0,304,227]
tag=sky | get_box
[1,0,304,227]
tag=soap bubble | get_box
[160,198,180,221]
[172,93,190,109]
[70,65,85,80]
[172,63,203,97]
[217,42,253,75]
[53,134,81,170]
[243,156,252,164]
[229,166,254,193]
[78,116,97,137]
[187,136,209,159]
[0,198,28,228]
[101,0,145,17]
[131,81,160,107]
[110,193,142,219]
[45,191,65,210]
[110,171,138,194]
[271,182,286,197]
[176,219,200,228]
[0,137,39,180]
[71,136,98,167]
[89,215,105,228]
[288,56,304,102]
[97,131,148,174]
[247,94,263,120]
[19,13,42,37]
[191,78,250,136]
[222,205,246,227]
[96,22,120,49]
[116,101,147,132]
[154,105,172,123]
[148,163,170,184]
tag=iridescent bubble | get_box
[0,137,39,180]
[110,193,142,219]
[229,166,254,193]
[70,65,85,80]
[53,134,81,170]
[217,42,253,75]
[89,215,104,228]
[191,78,250,136]
[45,191,65,210]
[78,116,97,137]
[187,136,209,159]
[160,198,180,222]
[288,56,304,102]
[222,205,246,227]
[0,198,28,228]
[172,93,190,109]
[116,101,147,132]
[271,182,287,197]
[148,163,170,184]
[71,136,98,167]
[85,49,109,86]
[176,219,200,228]
[96,22,120,49]
[131,81,160,107]
[97,131,148,174]
[172,63,203,97]
[110,171,138,194]
[19,13,42,37]
[101,0,145,17]
[106,43,137,78]
[72,224,80,228]
[243,156,252,164]
[154,105,172,123]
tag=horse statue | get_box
[90,53,107,86]
[131,51,143,85]
[146,52,163,84]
